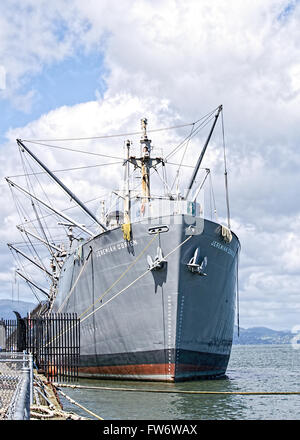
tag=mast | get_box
[185,105,222,200]
[221,110,231,230]
[15,270,50,298]
[123,140,131,224]
[7,243,54,279]
[127,119,163,215]
[17,225,63,273]
[140,118,152,204]
[16,139,107,232]
[6,178,94,237]
[17,225,63,253]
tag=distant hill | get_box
[0,299,36,320]
[233,325,294,345]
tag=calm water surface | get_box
[60,345,300,420]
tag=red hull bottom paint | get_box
[78,363,224,382]
[79,363,175,376]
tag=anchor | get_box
[187,248,207,275]
[147,246,166,271]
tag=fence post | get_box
[29,353,34,405]
[14,311,27,352]
[13,367,31,420]
[23,367,31,419]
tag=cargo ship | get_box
[6,105,240,381]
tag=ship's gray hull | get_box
[52,215,239,381]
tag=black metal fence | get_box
[0,314,80,382]
[0,319,17,352]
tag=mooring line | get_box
[79,234,192,324]
[44,233,160,348]
[46,233,192,348]
[53,383,300,396]
[79,232,160,320]
[57,388,104,420]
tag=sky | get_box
[0,0,300,331]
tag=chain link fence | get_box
[0,352,33,420]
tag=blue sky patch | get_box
[277,0,298,21]
[0,50,107,144]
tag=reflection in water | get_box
[60,345,300,420]
[169,378,248,420]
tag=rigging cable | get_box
[8,173,57,294]
[8,246,42,304]
[16,192,110,229]
[46,233,194,348]
[7,161,124,179]
[17,109,218,226]
[153,167,173,196]
[165,111,216,161]
[221,108,231,230]
[208,171,219,223]
[22,108,217,193]
[236,246,240,337]
[20,141,124,161]
[9,185,49,278]
[170,122,196,192]
[17,108,219,216]
[21,112,220,142]
[31,201,61,268]
[24,229,49,276]
[23,154,57,249]
[19,147,58,245]
[79,234,193,324]
[104,113,217,215]
[21,147,71,242]
[146,111,217,201]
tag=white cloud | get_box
[1,0,300,328]
[0,93,183,302]
[0,0,94,108]
[0,65,5,90]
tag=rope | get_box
[53,383,300,396]
[79,234,192,324]
[78,232,159,320]
[30,404,88,420]
[48,233,192,346]
[57,388,104,420]
[45,233,160,346]
[30,405,55,419]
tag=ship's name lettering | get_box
[95,240,137,257]
[210,240,235,257]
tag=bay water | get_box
[60,345,300,420]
